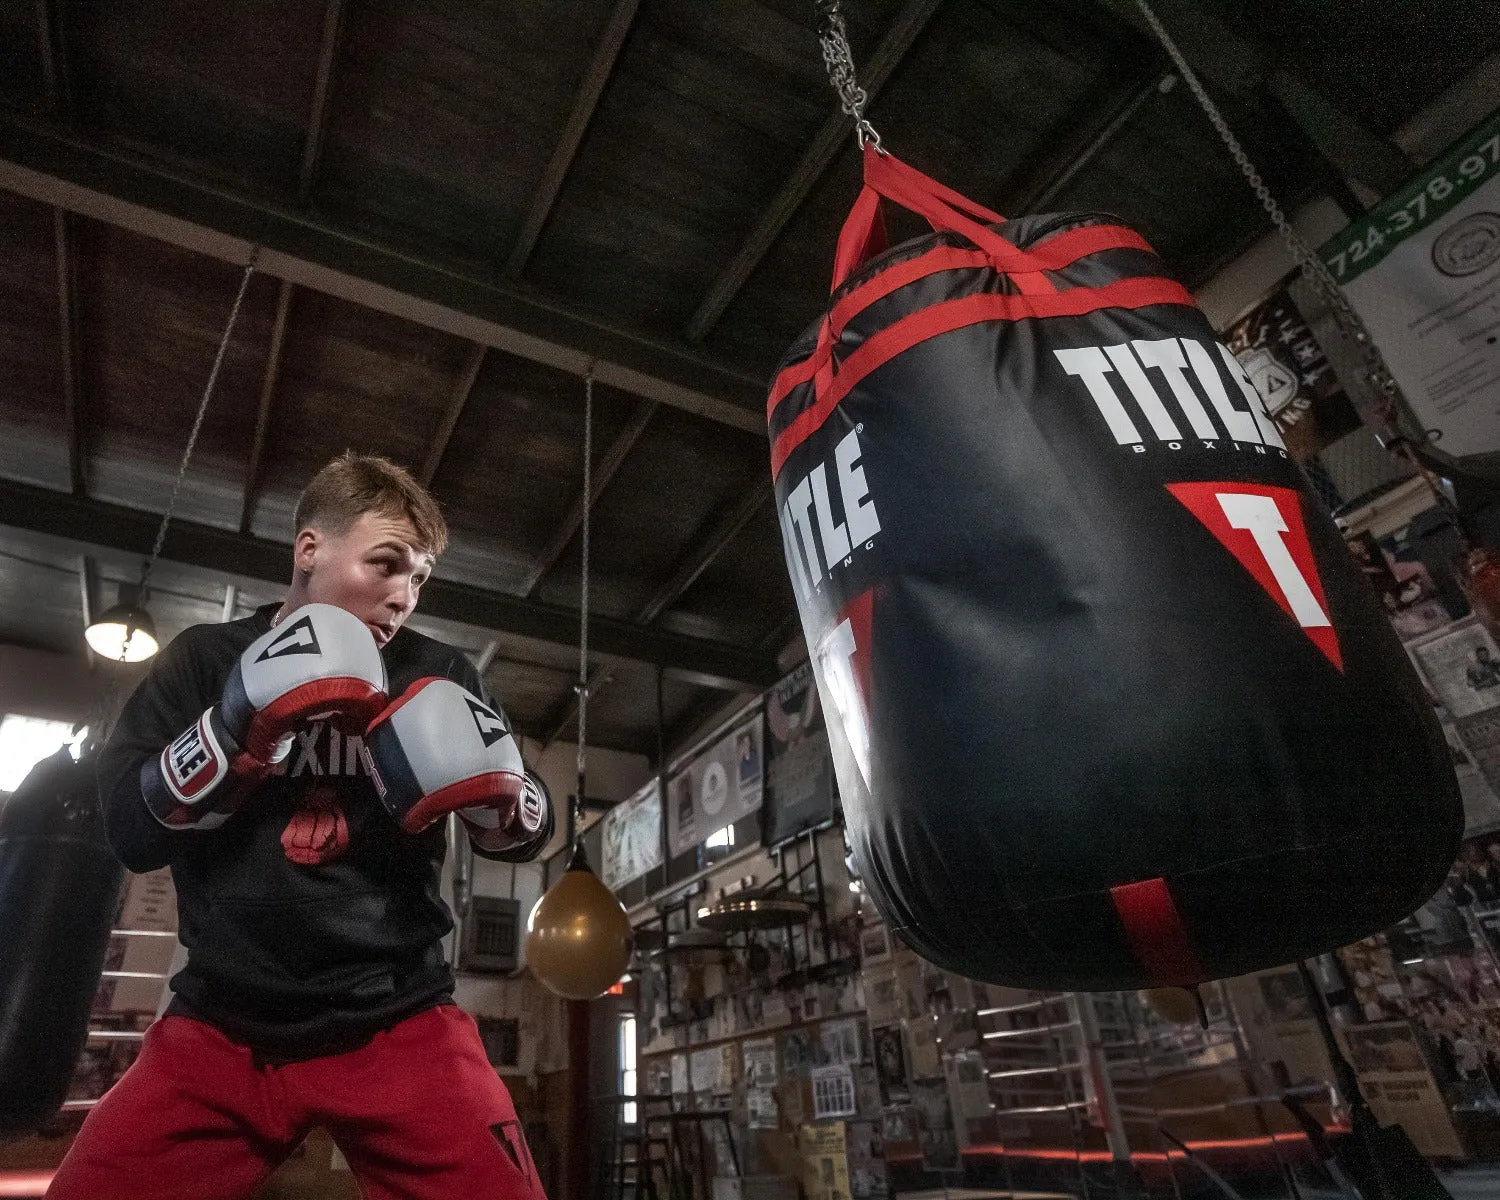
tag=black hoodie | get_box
[97,604,550,1063]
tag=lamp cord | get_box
[574,367,593,848]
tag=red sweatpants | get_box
[47,1004,549,1200]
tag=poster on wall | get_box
[1409,617,1500,719]
[943,1050,993,1150]
[666,712,764,857]
[1319,107,1500,460]
[1344,529,1451,642]
[872,1023,910,1105]
[910,1079,962,1172]
[763,662,839,847]
[800,1122,852,1200]
[748,1087,780,1130]
[1223,288,1362,462]
[1441,712,1500,833]
[600,778,663,890]
[845,1120,889,1200]
[744,1037,778,1087]
[811,1064,858,1119]
[1224,968,1334,1088]
[1338,1021,1466,1158]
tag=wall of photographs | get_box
[599,660,839,913]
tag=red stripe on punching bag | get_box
[1110,877,1202,987]
[770,276,1195,478]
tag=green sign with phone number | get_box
[1321,108,1500,285]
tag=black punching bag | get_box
[0,745,124,1137]
[768,145,1462,991]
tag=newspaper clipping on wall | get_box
[600,778,662,890]
[1338,1021,1465,1158]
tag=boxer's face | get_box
[294,511,433,646]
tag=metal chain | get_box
[574,367,594,841]
[1130,0,1405,427]
[815,0,882,150]
[139,256,258,600]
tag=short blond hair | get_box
[294,452,448,557]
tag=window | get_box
[0,716,81,792]
[705,825,735,849]
[619,1014,638,1125]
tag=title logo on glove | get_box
[256,615,323,662]
[518,777,546,833]
[466,696,509,748]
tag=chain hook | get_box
[815,0,885,153]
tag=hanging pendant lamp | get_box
[84,256,258,665]
[525,368,633,1000]
[84,585,159,663]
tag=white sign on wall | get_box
[1321,108,1500,458]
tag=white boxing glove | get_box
[363,679,542,852]
[141,604,388,829]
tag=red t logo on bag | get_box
[1167,482,1342,671]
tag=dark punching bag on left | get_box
[0,745,124,1138]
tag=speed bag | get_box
[0,746,123,1138]
[768,144,1462,992]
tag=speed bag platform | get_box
[768,144,1462,992]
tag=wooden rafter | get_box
[298,0,347,203]
[52,207,84,495]
[506,0,642,278]
[420,342,487,487]
[521,399,657,597]
[635,479,773,625]
[0,117,765,432]
[0,476,782,688]
[239,279,293,534]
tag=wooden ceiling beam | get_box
[683,0,942,344]
[0,476,782,689]
[38,0,84,495]
[52,207,84,495]
[1264,70,1415,197]
[506,0,642,279]
[297,0,346,203]
[473,638,500,674]
[541,665,613,749]
[635,478,773,625]
[1101,0,1412,196]
[239,277,293,534]
[237,1,346,531]
[35,0,72,120]
[420,341,487,487]
[1096,0,1264,96]
[1002,66,1171,214]
[0,115,766,433]
[521,398,657,597]
[78,553,97,668]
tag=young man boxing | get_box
[49,453,553,1200]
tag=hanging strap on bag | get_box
[769,144,1191,474]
